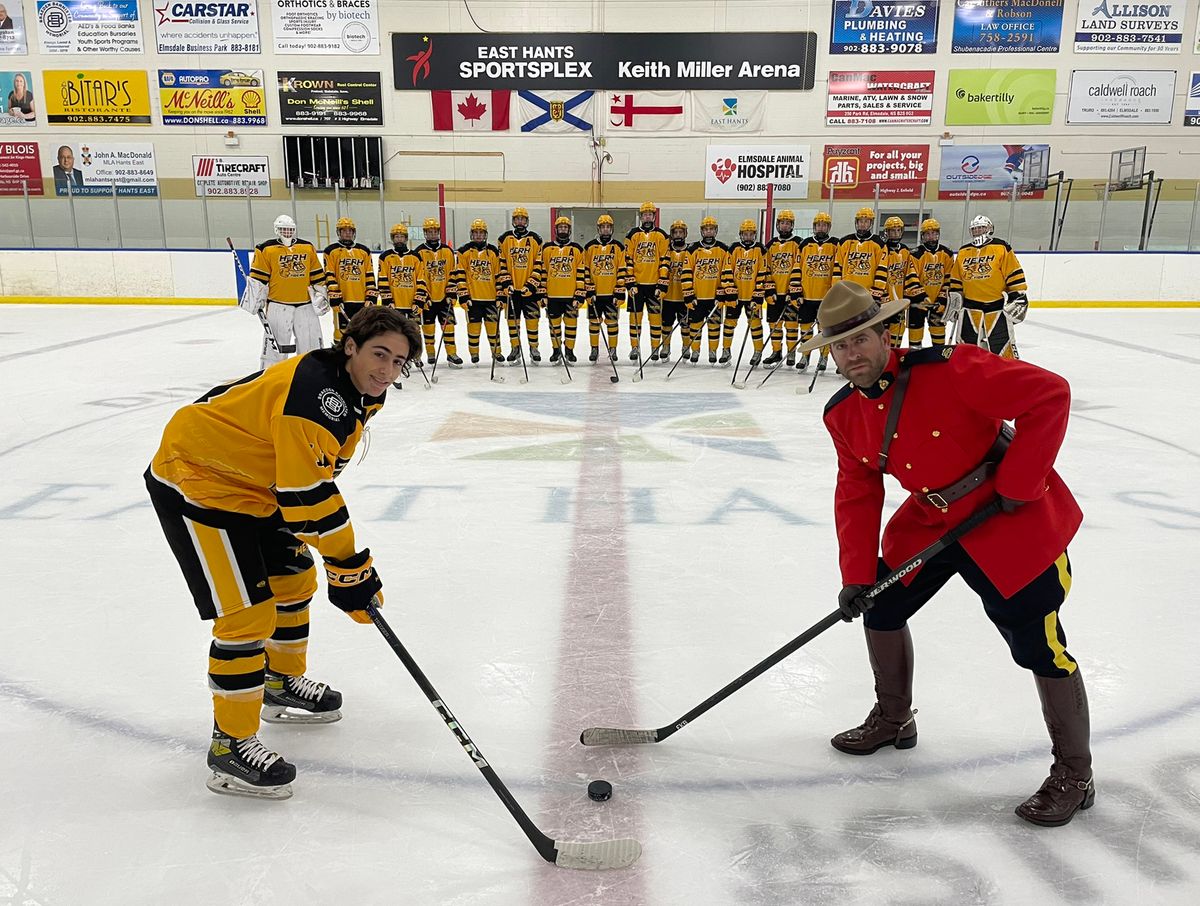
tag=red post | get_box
[438,182,447,244]
[765,183,774,238]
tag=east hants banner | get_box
[828,0,940,56]
[826,70,935,126]
[160,70,267,127]
[952,1,1064,53]
[52,141,157,197]
[822,144,929,199]
[393,33,817,90]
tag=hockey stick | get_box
[632,319,677,384]
[367,603,641,870]
[226,237,294,355]
[429,312,450,384]
[803,351,830,395]
[728,305,754,387]
[580,499,1003,747]
[663,343,691,381]
[547,329,573,384]
[486,304,507,384]
[594,304,620,384]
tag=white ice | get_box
[1,305,1198,906]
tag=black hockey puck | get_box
[587,780,613,802]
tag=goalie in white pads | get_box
[947,215,1028,359]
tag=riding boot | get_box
[1015,669,1095,827]
[831,625,918,755]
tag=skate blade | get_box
[261,705,342,725]
[207,771,293,801]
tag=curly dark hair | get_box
[333,306,423,364]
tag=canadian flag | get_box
[431,90,511,131]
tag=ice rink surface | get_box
[2,304,1199,906]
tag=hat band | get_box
[823,301,881,338]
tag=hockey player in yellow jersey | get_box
[454,219,510,365]
[323,218,378,343]
[948,215,1028,359]
[583,214,629,363]
[763,210,802,366]
[534,216,586,364]
[686,216,734,365]
[910,218,956,347]
[659,220,695,362]
[725,219,769,367]
[147,306,422,800]
[625,202,670,360]
[875,216,927,349]
[378,225,428,361]
[415,218,462,368]
[834,207,888,300]
[790,212,840,373]
[243,214,328,370]
[498,206,543,363]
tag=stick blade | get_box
[579,727,659,746]
[554,837,642,870]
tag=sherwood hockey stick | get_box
[226,237,294,355]
[580,498,1003,747]
[367,603,641,870]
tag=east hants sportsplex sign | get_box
[393,33,817,91]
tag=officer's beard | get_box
[393,242,408,253]
[923,240,939,251]
[814,231,829,242]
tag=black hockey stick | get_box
[803,351,831,395]
[728,306,754,386]
[756,331,805,389]
[580,499,1003,747]
[549,328,573,384]
[367,603,641,870]
[487,305,507,384]
[594,305,620,384]
[632,320,677,383]
[226,237,294,355]
[429,310,452,384]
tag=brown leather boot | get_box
[1015,669,1095,827]
[831,626,918,755]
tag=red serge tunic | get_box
[823,345,1083,599]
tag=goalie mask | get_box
[554,216,572,242]
[336,217,356,247]
[274,214,297,247]
[970,215,994,248]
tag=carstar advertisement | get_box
[952,0,1065,53]
[277,71,382,125]
[822,144,929,199]
[705,145,810,200]
[193,154,270,196]
[1066,69,1175,125]
[826,69,934,125]
[51,141,157,197]
[0,141,42,195]
[938,143,1050,199]
[42,70,151,126]
[154,1,261,54]
[36,0,143,54]
[1074,0,1184,53]
[160,70,267,126]
[272,0,378,55]
[945,68,1055,125]
[828,0,940,55]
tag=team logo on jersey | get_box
[318,388,348,421]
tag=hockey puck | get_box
[587,780,612,802]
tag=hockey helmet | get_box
[512,206,529,219]
[920,218,941,234]
[740,219,757,233]
[920,218,941,246]
[273,214,297,247]
[700,215,718,229]
[336,217,355,231]
[970,214,994,248]
[855,207,876,221]
[470,218,488,241]
[884,216,905,231]
[597,214,614,227]
[422,217,440,231]
[813,211,833,226]
[639,201,657,215]
[776,209,795,224]
[597,214,614,239]
[554,216,571,240]
[669,219,688,239]
[390,223,409,239]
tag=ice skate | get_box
[763,350,782,366]
[506,347,521,363]
[629,348,640,362]
[690,349,700,364]
[709,351,718,364]
[749,350,762,366]
[797,352,811,372]
[550,347,561,364]
[470,354,480,365]
[206,726,296,800]
[529,347,541,363]
[565,348,577,364]
[262,671,343,724]
[719,348,731,365]
[609,348,618,361]
[786,350,796,367]
[446,354,463,369]
[589,347,600,363]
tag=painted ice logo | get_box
[406,36,434,87]
[318,388,347,421]
[711,157,736,184]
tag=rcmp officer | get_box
[804,281,1093,829]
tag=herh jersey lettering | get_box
[729,242,770,302]
[378,249,427,308]
[416,243,456,303]
[764,236,801,296]
[663,248,694,303]
[498,230,542,294]
[688,242,733,302]
[249,239,324,305]
[583,239,629,297]
[625,226,670,288]
[791,236,839,301]
[455,244,509,302]
[912,245,956,303]
[834,234,887,290]
[323,242,377,304]
[950,239,1027,305]
[536,240,585,299]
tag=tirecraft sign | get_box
[193,155,270,196]
[393,33,817,90]
[705,145,810,200]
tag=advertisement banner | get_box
[952,0,1064,53]
[36,0,143,54]
[1,71,36,127]
[155,0,261,54]
[945,68,1055,125]
[828,0,940,55]
[822,144,929,199]
[273,0,378,55]
[938,143,1049,199]
[0,141,42,195]
[691,91,766,133]
[42,70,151,126]
[705,145,810,200]
[160,69,267,127]
[193,155,270,197]
[1066,70,1175,125]
[50,141,157,197]
[1182,72,1199,128]
[0,1,28,54]
[826,70,934,126]
[1074,0,1184,54]
[392,32,817,90]
[278,71,382,125]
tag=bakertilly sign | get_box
[393,33,817,91]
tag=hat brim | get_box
[796,297,910,355]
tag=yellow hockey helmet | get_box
[639,201,657,215]
[512,206,529,219]
[670,219,687,233]
[884,216,905,231]
[336,217,356,231]
[855,207,875,221]
[813,211,833,225]
[423,217,440,231]
[597,214,614,226]
[390,223,408,238]
[739,219,757,233]
[920,218,941,233]
[470,218,488,232]
[555,216,571,227]
[700,215,718,229]
[776,209,795,223]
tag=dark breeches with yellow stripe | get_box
[863,541,1077,678]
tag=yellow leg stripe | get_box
[185,519,249,618]
[1054,552,1072,599]
[1043,611,1077,675]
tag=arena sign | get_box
[392,33,817,90]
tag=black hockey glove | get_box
[838,584,872,623]
[325,549,383,624]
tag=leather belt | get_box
[924,424,1013,509]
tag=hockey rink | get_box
[2,304,1199,906]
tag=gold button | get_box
[878,403,885,410]
[861,457,869,463]
[893,432,899,438]
[922,487,930,493]
[941,507,949,513]
[879,379,890,389]
[932,430,941,437]
[905,463,912,469]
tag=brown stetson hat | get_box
[797,281,909,354]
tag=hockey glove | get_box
[239,278,267,316]
[837,584,872,623]
[325,549,383,624]
[1003,293,1029,324]
[311,285,331,316]
[944,291,964,325]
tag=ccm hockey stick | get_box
[367,603,641,870]
[580,499,1003,747]
[227,237,294,355]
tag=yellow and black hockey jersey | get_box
[249,239,324,305]
[498,230,542,297]
[534,240,585,300]
[624,226,670,291]
[454,243,510,303]
[949,239,1027,304]
[149,350,384,562]
[875,243,925,303]
[582,239,629,298]
[833,234,888,293]
[377,247,428,309]
[662,246,694,304]
[729,241,770,303]
[416,242,457,304]
[789,236,840,301]
[323,242,377,304]
[688,241,734,302]
[764,235,802,300]
[911,244,956,305]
